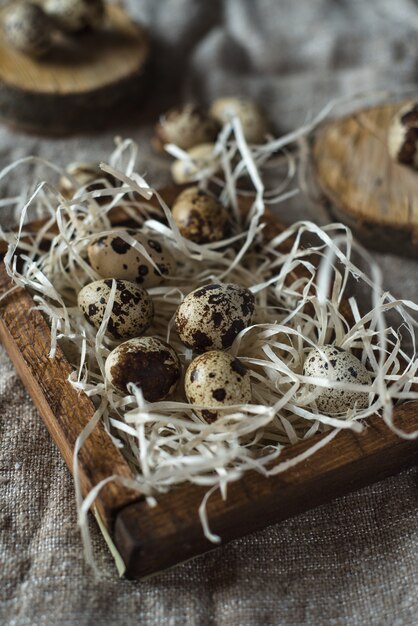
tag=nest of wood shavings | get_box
[1,111,418,564]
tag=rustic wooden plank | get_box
[0,5,149,135]
[115,406,418,578]
[0,266,140,528]
[313,101,418,257]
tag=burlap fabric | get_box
[1,2,418,624]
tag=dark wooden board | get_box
[312,101,418,257]
[0,5,150,135]
[0,186,418,578]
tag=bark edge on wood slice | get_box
[0,5,150,135]
[312,100,418,257]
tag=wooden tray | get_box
[1,186,418,578]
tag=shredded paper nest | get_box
[1,103,418,564]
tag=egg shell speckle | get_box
[171,143,219,184]
[185,351,252,422]
[172,187,230,244]
[303,345,372,415]
[44,0,104,32]
[176,283,255,352]
[77,278,153,339]
[59,161,117,199]
[210,97,269,144]
[154,105,220,152]
[3,2,52,57]
[88,230,176,288]
[105,336,181,400]
[387,102,418,169]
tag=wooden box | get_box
[1,187,417,579]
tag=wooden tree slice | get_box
[0,4,150,135]
[312,101,418,257]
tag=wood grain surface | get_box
[313,101,418,256]
[0,4,149,134]
[115,405,418,578]
[0,185,417,578]
[0,267,140,529]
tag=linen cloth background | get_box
[1,1,418,624]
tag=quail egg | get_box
[210,97,269,144]
[59,161,117,199]
[153,105,220,152]
[105,336,181,400]
[43,0,104,32]
[303,345,373,414]
[77,278,153,339]
[2,2,53,57]
[185,351,252,422]
[387,102,418,169]
[87,230,176,288]
[176,283,255,352]
[171,143,220,184]
[172,187,230,244]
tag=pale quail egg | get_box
[210,97,269,144]
[77,279,153,339]
[153,105,220,152]
[387,102,418,169]
[59,161,117,199]
[105,336,181,400]
[176,283,255,352]
[172,186,230,244]
[87,230,176,288]
[303,345,373,414]
[2,2,53,57]
[185,351,252,422]
[43,0,104,32]
[171,143,220,184]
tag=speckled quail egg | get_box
[210,97,269,144]
[77,278,153,339]
[176,283,255,352]
[153,105,220,152]
[59,161,117,199]
[172,187,230,244]
[2,2,53,57]
[171,143,220,184]
[387,101,418,169]
[185,351,252,422]
[87,230,176,288]
[43,0,104,32]
[303,345,373,414]
[105,336,181,400]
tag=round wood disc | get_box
[0,5,149,134]
[312,101,418,257]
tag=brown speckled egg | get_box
[172,187,230,244]
[185,351,252,422]
[303,345,372,415]
[77,279,153,339]
[176,283,255,352]
[210,97,269,144]
[153,105,220,152]
[387,102,418,169]
[44,0,104,32]
[87,230,176,288]
[105,336,181,400]
[2,2,53,57]
[59,161,117,199]
[171,143,220,184]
